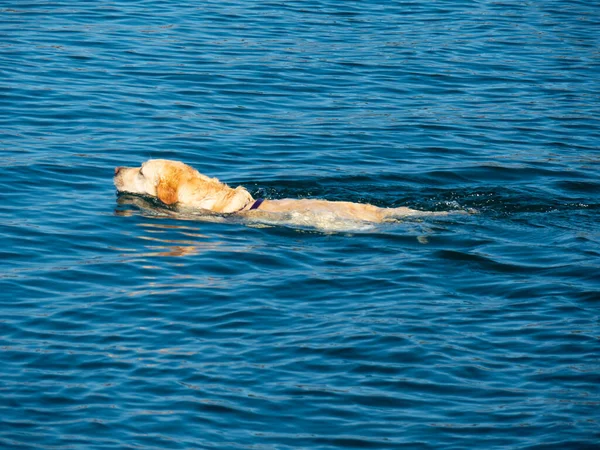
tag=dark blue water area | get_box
[1,1,599,448]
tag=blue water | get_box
[1,1,599,448]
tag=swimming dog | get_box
[114,159,444,223]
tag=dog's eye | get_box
[139,167,145,177]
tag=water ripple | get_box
[1,0,599,449]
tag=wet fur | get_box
[114,160,253,213]
[114,159,447,222]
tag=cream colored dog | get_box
[114,159,444,223]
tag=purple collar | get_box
[249,198,264,210]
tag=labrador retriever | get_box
[114,159,445,223]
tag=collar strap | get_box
[249,198,264,210]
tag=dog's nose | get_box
[114,166,123,175]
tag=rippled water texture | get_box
[1,1,599,449]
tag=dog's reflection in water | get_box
[115,194,230,258]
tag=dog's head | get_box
[114,159,253,213]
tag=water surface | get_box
[1,1,599,449]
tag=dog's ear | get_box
[219,186,253,213]
[156,177,179,205]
